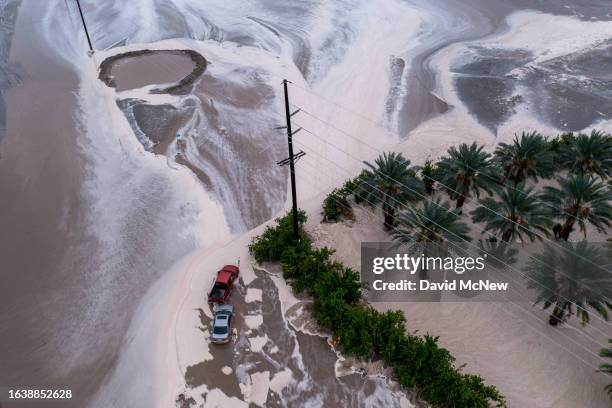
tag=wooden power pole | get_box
[75,0,93,52]
[277,80,305,241]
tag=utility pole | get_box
[277,79,304,241]
[75,0,94,53]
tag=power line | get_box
[293,152,611,364]
[288,82,607,228]
[277,79,304,240]
[291,103,612,283]
[293,121,612,332]
[289,120,612,332]
[293,140,612,356]
[293,116,612,308]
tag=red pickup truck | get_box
[208,265,239,304]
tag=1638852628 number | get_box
[8,389,72,399]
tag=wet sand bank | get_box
[102,44,288,231]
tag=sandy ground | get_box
[306,202,612,408]
[88,8,611,407]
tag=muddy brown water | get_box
[3,1,611,407]
[182,268,410,407]
[110,55,288,231]
[0,1,108,406]
[108,52,195,92]
[402,0,612,136]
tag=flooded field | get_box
[1,0,611,407]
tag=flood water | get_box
[108,52,195,92]
[1,0,611,407]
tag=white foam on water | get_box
[248,334,269,353]
[205,387,248,408]
[40,1,612,407]
[244,314,264,330]
[247,370,271,406]
[245,287,263,303]
[269,367,294,394]
[423,9,612,154]
[286,0,427,202]
[483,11,612,63]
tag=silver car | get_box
[211,304,234,344]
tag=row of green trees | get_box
[322,129,612,399]
[346,131,612,238]
[249,212,506,407]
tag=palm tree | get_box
[493,131,555,185]
[477,239,519,269]
[417,159,436,195]
[393,198,471,252]
[600,340,612,398]
[549,131,576,155]
[541,174,612,241]
[560,130,612,178]
[434,142,497,211]
[526,241,612,325]
[357,152,425,230]
[470,183,551,243]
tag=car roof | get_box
[221,265,239,273]
[214,315,229,326]
[216,269,234,284]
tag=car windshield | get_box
[210,287,226,298]
[213,325,228,335]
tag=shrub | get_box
[322,178,360,222]
[248,210,307,263]
[249,212,506,408]
[322,188,351,221]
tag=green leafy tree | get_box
[600,340,612,398]
[357,152,425,230]
[434,142,497,211]
[526,241,612,325]
[559,130,612,178]
[470,183,551,243]
[494,131,555,185]
[541,175,612,241]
